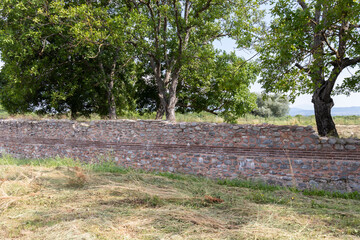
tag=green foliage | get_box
[252,93,289,118]
[259,0,360,98]
[258,0,360,136]
[0,0,137,118]
[178,49,258,123]
[128,0,262,121]
[0,0,262,120]
[135,48,259,123]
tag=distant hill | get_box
[289,107,360,116]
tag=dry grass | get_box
[0,162,359,240]
[337,125,360,139]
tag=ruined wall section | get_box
[0,120,359,192]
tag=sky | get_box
[214,37,360,110]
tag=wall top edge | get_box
[0,118,314,128]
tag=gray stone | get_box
[294,160,303,165]
[320,138,328,144]
[273,132,281,137]
[345,145,356,150]
[322,144,332,149]
[261,163,269,168]
[349,182,360,192]
[297,183,307,189]
[301,165,312,170]
[335,144,344,150]
[346,138,357,144]
[224,160,232,165]
[282,176,292,181]
[220,132,228,137]
[331,176,340,181]
[330,166,338,171]
[328,138,337,145]
[263,139,273,145]
[310,133,319,139]
[280,164,289,169]
[271,164,278,169]
[309,180,319,189]
[303,138,313,144]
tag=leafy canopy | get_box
[259,0,360,100]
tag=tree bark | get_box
[108,79,117,120]
[155,104,165,120]
[166,106,176,122]
[312,88,338,137]
[70,111,77,120]
[165,71,179,122]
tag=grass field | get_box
[0,157,359,240]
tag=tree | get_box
[0,0,136,119]
[128,0,261,122]
[252,93,289,118]
[259,0,360,136]
[0,0,94,118]
[177,48,258,123]
[134,47,258,123]
[58,1,138,119]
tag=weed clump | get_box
[66,167,87,188]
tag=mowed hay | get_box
[0,163,359,240]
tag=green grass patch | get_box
[303,189,360,200]
[0,155,81,168]
[217,178,283,192]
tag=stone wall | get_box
[0,119,359,192]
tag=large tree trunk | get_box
[108,79,117,120]
[156,105,165,120]
[164,71,179,122]
[312,88,338,137]
[165,105,176,122]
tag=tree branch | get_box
[297,0,308,10]
[321,32,339,58]
[194,0,212,18]
[342,57,360,68]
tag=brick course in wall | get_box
[0,119,359,192]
